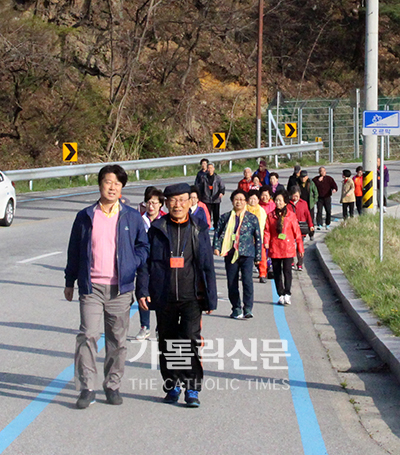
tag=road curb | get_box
[315,241,400,384]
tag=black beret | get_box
[163,183,191,198]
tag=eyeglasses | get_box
[146,200,161,206]
[168,197,190,206]
[233,198,246,203]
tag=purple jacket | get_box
[377,165,389,188]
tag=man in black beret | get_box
[136,182,217,407]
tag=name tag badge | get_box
[278,233,286,240]
[170,257,185,268]
[209,185,213,190]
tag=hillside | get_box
[1,0,400,170]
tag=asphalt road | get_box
[1,162,400,455]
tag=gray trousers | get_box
[75,283,132,391]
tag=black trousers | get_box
[271,258,293,296]
[156,301,203,392]
[309,207,315,238]
[205,203,220,229]
[316,196,332,226]
[355,196,363,215]
[342,202,354,219]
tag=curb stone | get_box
[316,241,400,385]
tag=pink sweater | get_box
[91,207,118,285]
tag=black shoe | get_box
[267,270,274,279]
[76,389,96,409]
[259,277,267,283]
[163,386,181,404]
[104,388,123,405]
[243,312,254,319]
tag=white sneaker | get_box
[284,294,291,305]
[135,327,150,341]
[278,295,285,305]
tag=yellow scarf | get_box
[221,210,245,263]
[247,203,266,237]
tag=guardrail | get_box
[5,142,323,190]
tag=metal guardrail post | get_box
[298,107,303,159]
[268,110,272,147]
[136,170,140,180]
[29,180,33,191]
[384,104,390,159]
[330,107,333,163]
[316,150,319,163]
[229,160,232,171]
[354,88,360,159]
[183,165,187,176]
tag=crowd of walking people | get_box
[64,158,388,410]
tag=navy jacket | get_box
[136,214,217,311]
[65,202,149,296]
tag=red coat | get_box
[264,210,304,258]
[287,199,313,227]
[238,178,252,192]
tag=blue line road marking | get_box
[0,304,138,454]
[272,282,328,455]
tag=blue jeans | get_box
[139,307,150,329]
[224,251,254,316]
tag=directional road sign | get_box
[363,111,400,136]
[285,123,297,138]
[63,143,78,162]
[213,133,226,149]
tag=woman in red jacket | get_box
[264,191,304,305]
[288,185,314,271]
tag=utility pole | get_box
[363,0,379,213]
[256,0,263,149]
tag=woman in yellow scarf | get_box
[213,189,262,319]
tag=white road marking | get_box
[17,251,63,264]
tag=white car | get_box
[0,170,16,226]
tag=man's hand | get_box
[64,287,74,301]
[214,249,220,256]
[299,252,305,258]
[254,261,260,266]
[310,226,315,232]
[332,189,337,194]
[139,296,151,311]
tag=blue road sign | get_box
[363,110,400,136]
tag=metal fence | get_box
[266,90,400,162]
[5,142,323,191]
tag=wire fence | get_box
[266,92,400,162]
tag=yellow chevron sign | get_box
[63,143,78,162]
[285,123,297,138]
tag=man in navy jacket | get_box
[64,165,149,409]
[136,182,217,407]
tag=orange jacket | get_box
[353,175,363,197]
[264,209,304,258]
